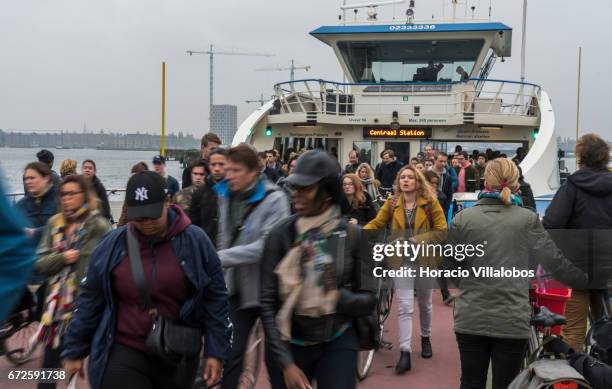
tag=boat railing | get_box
[271,78,542,120]
[339,18,492,26]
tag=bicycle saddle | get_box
[531,306,566,327]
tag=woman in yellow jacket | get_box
[365,165,447,374]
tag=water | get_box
[0,148,183,201]
[0,147,579,200]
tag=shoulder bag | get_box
[126,230,202,365]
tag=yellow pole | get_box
[576,47,582,169]
[161,61,166,157]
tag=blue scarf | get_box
[478,190,524,206]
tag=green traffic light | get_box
[532,128,540,140]
[265,126,272,137]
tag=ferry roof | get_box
[310,22,512,36]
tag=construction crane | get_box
[245,94,268,107]
[255,59,311,82]
[186,45,274,130]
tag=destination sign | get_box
[363,127,432,139]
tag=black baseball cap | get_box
[152,154,166,164]
[126,171,168,220]
[284,150,340,187]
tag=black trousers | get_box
[220,298,260,389]
[455,332,527,389]
[37,346,62,389]
[265,330,358,389]
[101,343,198,389]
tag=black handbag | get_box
[126,230,202,366]
[337,226,380,351]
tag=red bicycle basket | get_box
[534,278,572,336]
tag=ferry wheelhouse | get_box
[234,7,560,196]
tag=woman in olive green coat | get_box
[35,174,111,389]
[448,158,586,389]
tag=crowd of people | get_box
[1,131,611,389]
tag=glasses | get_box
[343,182,355,187]
[60,191,84,198]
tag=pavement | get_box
[0,291,461,389]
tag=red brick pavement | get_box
[1,291,461,389]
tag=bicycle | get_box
[0,285,43,365]
[356,276,394,381]
[195,319,264,389]
[238,319,264,389]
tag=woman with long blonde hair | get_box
[449,158,585,388]
[365,165,447,374]
[357,163,381,206]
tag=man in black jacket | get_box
[182,132,221,188]
[376,149,402,198]
[432,152,454,215]
[343,150,360,174]
[543,133,612,352]
[189,148,227,246]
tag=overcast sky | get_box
[0,0,610,139]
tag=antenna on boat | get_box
[407,0,416,24]
[341,0,406,22]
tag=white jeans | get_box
[394,276,433,352]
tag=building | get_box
[211,104,238,145]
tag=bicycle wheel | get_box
[357,284,394,381]
[357,349,375,381]
[378,286,394,324]
[2,316,40,365]
[239,320,263,389]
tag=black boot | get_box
[421,336,433,359]
[395,351,411,374]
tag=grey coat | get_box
[449,197,586,339]
[216,178,290,309]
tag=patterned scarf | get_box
[361,178,379,201]
[36,208,92,349]
[275,206,341,341]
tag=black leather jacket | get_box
[260,215,375,369]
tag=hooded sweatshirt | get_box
[112,205,193,351]
[543,167,612,286]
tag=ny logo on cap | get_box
[135,187,149,201]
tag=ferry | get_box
[233,0,561,197]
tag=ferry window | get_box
[338,39,484,83]
[353,141,374,166]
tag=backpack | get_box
[508,359,591,389]
[570,352,612,389]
